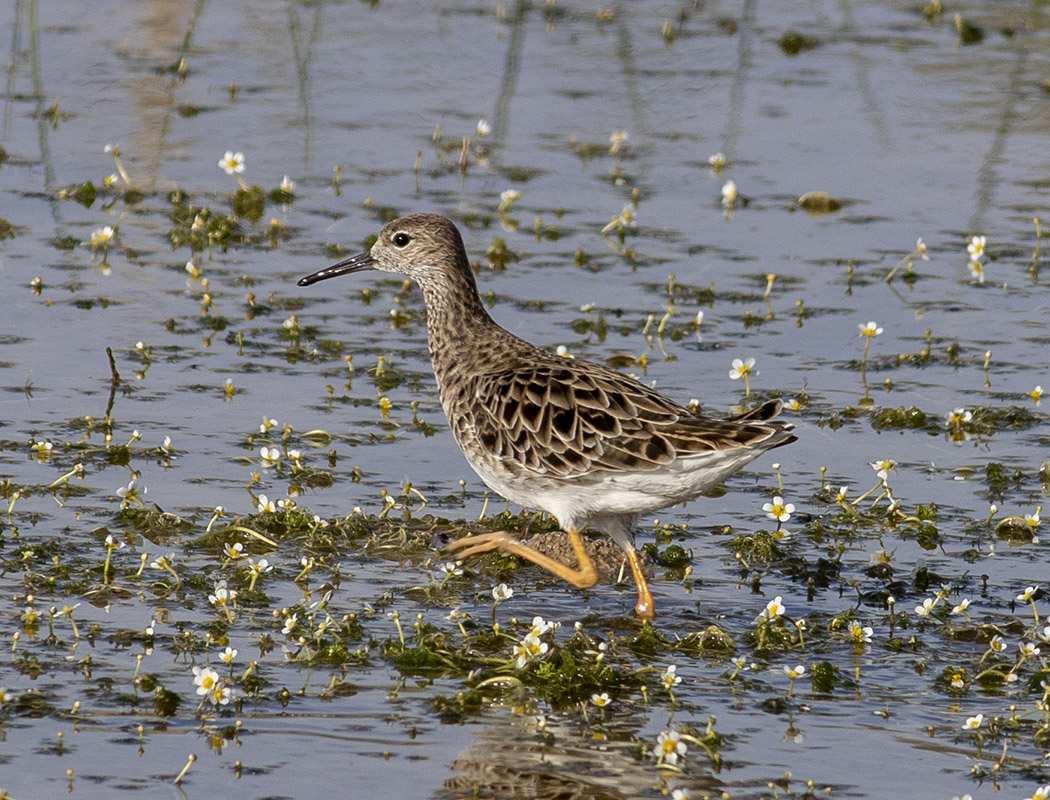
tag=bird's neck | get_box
[418,268,503,377]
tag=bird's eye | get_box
[392,232,411,247]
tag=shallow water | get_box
[1,1,1049,798]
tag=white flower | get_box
[762,496,794,523]
[208,581,237,607]
[498,189,522,212]
[721,179,738,207]
[967,235,986,261]
[475,119,491,136]
[757,596,786,622]
[951,598,971,615]
[1020,642,1041,657]
[260,446,281,466]
[220,646,237,664]
[192,666,220,696]
[439,562,463,578]
[914,598,934,616]
[280,175,295,193]
[528,616,558,637]
[491,583,514,602]
[90,226,115,248]
[728,357,757,380]
[514,633,548,668]
[870,459,896,481]
[1017,586,1038,602]
[209,683,233,706]
[257,494,276,513]
[783,664,805,679]
[858,321,883,337]
[653,730,687,765]
[223,542,245,560]
[590,692,611,707]
[662,664,682,690]
[916,237,929,260]
[707,152,726,168]
[848,621,873,643]
[219,151,245,175]
[962,713,983,730]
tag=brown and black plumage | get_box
[299,213,796,619]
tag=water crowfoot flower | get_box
[869,459,896,484]
[600,203,637,252]
[193,666,220,697]
[100,533,125,582]
[116,478,146,509]
[653,729,687,767]
[762,496,794,524]
[438,561,463,581]
[721,179,738,211]
[513,633,549,669]
[914,598,935,617]
[857,321,882,368]
[755,595,786,623]
[962,713,983,731]
[1017,586,1041,625]
[885,237,930,284]
[104,144,132,185]
[259,446,281,467]
[243,557,271,593]
[951,598,972,620]
[150,553,181,587]
[208,580,238,623]
[219,150,248,189]
[498,189,522,214]
[90,225,115,259]
[728,357,757,397]
[662,664,682,691]
[945,408,972,430]
[590,692,611,707]
[783,664,805,698]
[847,620,873,644]
[967,235,986,261]
[223,542,245,563]
[1026,507,1042,530]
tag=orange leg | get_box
[445,527,598,589]
[625,549,655,620]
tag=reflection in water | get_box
[443,710,719,800]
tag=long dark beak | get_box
[297,251,376,286]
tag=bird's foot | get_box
[445,529,599,589]
[444,531,518,560]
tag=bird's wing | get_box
[452,362,789,479]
